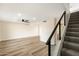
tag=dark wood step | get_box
[64,36,79,43]
[69,19,79,22]
[69,21,79,24]
[68,24,79,28]
[63,41,79,51]
[67,28,79,32]
[61,48,79,56]
[66,32,79,37]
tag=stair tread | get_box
[62,48,79,56]
[67,28,79,32]
[67,28,79,29]
[69,21,79,23]
[68,25,79,28]
[66,32,79,34]
[63,41,79,51]
[70,18,79,20]
[64,41,79,47]
[64,37,79,44]
[69,23,79,26]
[65,36,79,39]
[66,31,79,36]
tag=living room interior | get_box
[0,3,79,56]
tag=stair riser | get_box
[69,22,79,24]
[69,24,79,26]
[68,25,79,28]
[63,42,79,51]
[66,32,79,37]
[70,13,79,16]
[70,17,79,19]
[67,28,79,32]
[70,15,79,17]
[61,48,79,56]
[69,19,79,22]
[70,14,79,17]
[69,18,79,20]
[61,51,71,56]
[64,37,79,43]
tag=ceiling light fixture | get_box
[32,17,36,20]
[17,13,22,17]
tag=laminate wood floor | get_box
[0,36,48,56]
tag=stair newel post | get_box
[59,21,61,40]
[48,40,51,56]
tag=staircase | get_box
[61,11,79,56]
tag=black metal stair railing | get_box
[46,11,66,56]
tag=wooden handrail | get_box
[46,11,66,45]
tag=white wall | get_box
[0,23,1,40]
[0,21,39,41]
[39,18,54,42]
[64,3,70,24]
[70,3,79,12]
[39,3,69,44]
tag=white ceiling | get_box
[0,3,65,23]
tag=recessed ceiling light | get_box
[32,17,36,20]
[17,13,22,17]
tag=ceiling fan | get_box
[22,19,30,23]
